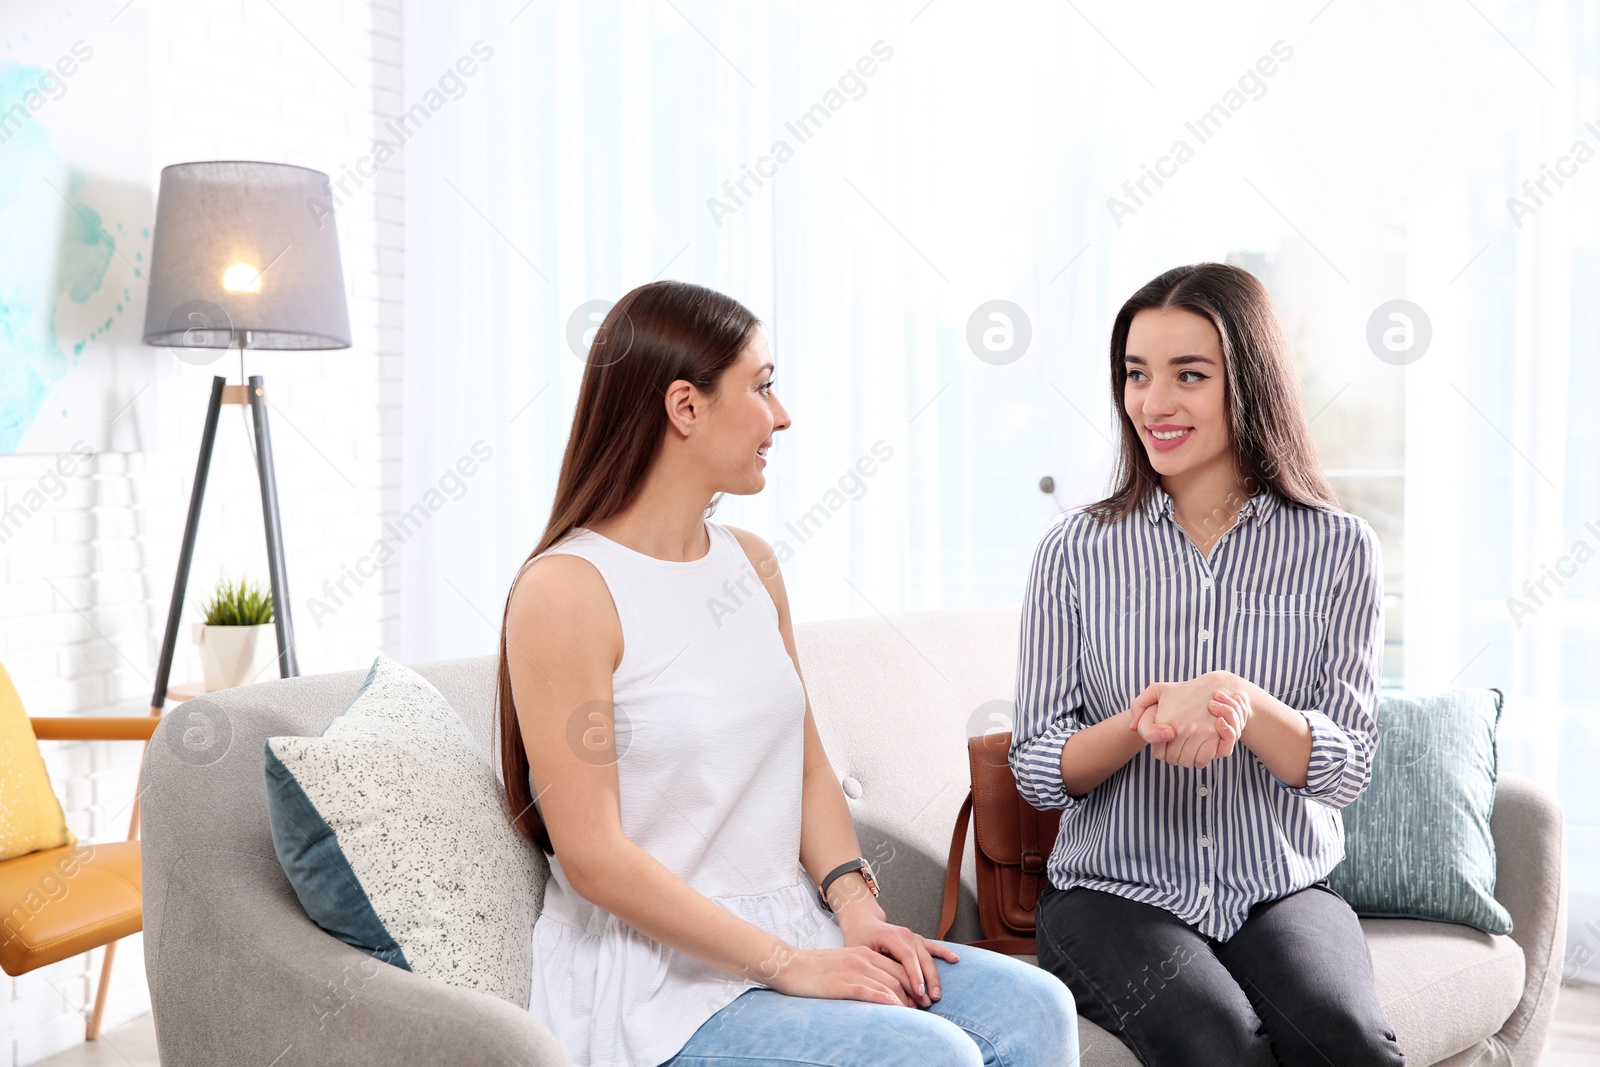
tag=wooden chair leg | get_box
[87,940,117,1040]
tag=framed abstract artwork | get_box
[0,1,155,455]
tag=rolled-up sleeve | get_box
[1280,518,1384,808]
[1009,519,1086,811]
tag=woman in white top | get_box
[497,280,1077,1067]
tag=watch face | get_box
[860,860,879,894]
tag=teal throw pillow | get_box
[1328,687,1511,935]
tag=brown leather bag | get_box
[937,732,1061,955]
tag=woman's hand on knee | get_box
[759,945,921,1007]
[837,914,960,1007]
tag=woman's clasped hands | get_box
[1128,672,1251,769]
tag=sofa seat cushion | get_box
[1364,917,1524,1064]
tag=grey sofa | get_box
[142,605,1567,1066]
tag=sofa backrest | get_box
[139,604,1020,958]
[787,604,1020,939]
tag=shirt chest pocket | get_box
[1226,592,1331,706]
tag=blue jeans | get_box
[661,940,1079,1067]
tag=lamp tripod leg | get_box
[248,374,298,678]
[148,375,226,720]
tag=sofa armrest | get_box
[1487,773,1567,1067]
[144,847,569,1067]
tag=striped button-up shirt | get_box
[1009,483,1384,940]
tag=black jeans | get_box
[1035,881,1405,1067]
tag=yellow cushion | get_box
[0,663,77,861]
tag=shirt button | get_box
[1198,786,1211,797]
[1199,836,1211,848]
[1198,629,1211,641]
[1201,575,1213,588]
[1198,885,1212,896]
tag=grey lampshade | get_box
[142,161,351,350]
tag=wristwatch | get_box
[817,858,879,912]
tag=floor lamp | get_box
[142,160,351,711]
[85,161,351,1038]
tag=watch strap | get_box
[818,858,871,911]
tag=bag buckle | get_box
[1020,849,1044,875]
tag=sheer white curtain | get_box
[400,1,775,657]
[1394,1,1600,979]
[400,0,1118,652]
[403,0,1598,973]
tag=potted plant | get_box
[191,576,278,691]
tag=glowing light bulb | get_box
[222,263,261,292]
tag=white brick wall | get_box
[2,1,404,1062]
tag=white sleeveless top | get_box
[524,521,844,1067]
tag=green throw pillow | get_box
[1328,687,1511,935]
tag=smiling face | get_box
[1122,306,1233,483]
[702,325,790,494]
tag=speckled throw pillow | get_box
[265,654,545,1007]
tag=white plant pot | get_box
[192,622,278,691]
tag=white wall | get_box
[0,0,403,1062]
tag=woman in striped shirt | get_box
[1011,263,1406,1066]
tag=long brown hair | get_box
[496,281,762,853]
[1085,262,1338,525]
